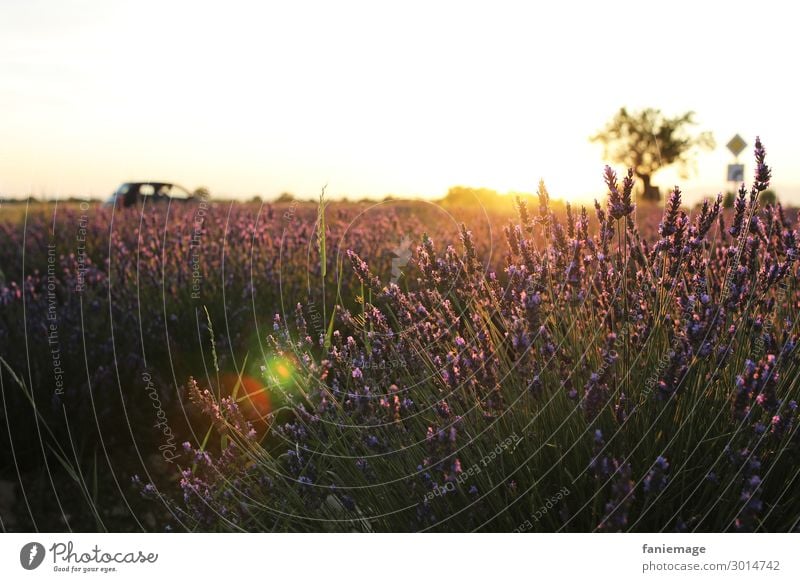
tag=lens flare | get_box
[262,356,295,385]
[220,372,271,418]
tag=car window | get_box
[139,184,155,196]
[168,185,190,199]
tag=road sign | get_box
[727,164,744,182]
[726,134,747,157]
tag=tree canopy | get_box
[592,108,714,201]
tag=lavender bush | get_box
[154,139,800,532]
[0,197,488,530]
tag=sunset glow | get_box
[2,0,799,204]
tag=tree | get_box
[192,186,211,200]
[722,191,736,209]
[760,189,777,206]
[443,186,502,206]
[591,108,714,201]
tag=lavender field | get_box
[2,142,800,532]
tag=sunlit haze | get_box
[2,0,799,203]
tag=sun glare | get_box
[1,1,798,202]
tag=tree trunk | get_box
[640,173,660,201]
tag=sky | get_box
[1,0,799,204]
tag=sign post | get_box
[726,134,747,191]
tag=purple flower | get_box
[643,456,669,494]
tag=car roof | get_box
[122,182,175,187]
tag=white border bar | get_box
[1,533,797,581]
